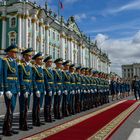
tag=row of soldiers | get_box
[110,77,131,101]
[1,44,110,136]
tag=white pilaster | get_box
[24,12,29,49]
[60,33,65,59]
[18,14,22,49]
[83,47,86,67]
[67,39,71,60]
[2,13,6,50]
[45,25,49,55]
[32,16,37,52]
[70,40,74,63]
[39,18,43,52]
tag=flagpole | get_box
[58,0,60,20]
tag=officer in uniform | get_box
[18,48,33,131]
[92,70,98,107]
[132,75,139,100]
[3,44,20,136]
[110,76,117,101]
[74,66,81,113]
[80,67,86,111]
[69,64,76,115]
[53,58,63,119]
[32,52,45,126]
[43,55,55,122]
[62,60,71,117]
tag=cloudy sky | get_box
[6,0,140,76]
[38,0,140,76]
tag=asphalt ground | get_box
[0,95,137,140]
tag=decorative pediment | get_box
[67,16,81,36]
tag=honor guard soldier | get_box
[69,64,76,115]
[3,44,20,136]
[80,67,86,111]
[18,48,33,131]
[88,68,94,108]
[32,52,45,126]
[85,68,91,110]
[62,60,71,117]
[53,58,63,119]
[74,66,81,113]
[110,76,117,101]
[43,56,55,122]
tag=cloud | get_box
[74,13,87,22]
[95,31,140,76]
[105,0,140,15]
[86,18,140,34]
[91,16,96,21]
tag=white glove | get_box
[0,91,3,96]
[54,92,56,95]
[49,91,53,96]
[95,89,97,92]
[44,91,46,95]
[58,90,61,95]
[64,90,68,95]
[18,92,20,96]
[78,90,80,94]
[36,91,40,98]
[31,92,33,96]
[72,90,75,94]
[5,91,12,99]
[91,89,93,93]
[24,92,29,98]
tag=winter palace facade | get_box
[0,0,111,73]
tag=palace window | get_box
[53,46,55,59]
[8,31,16,45]
[53,32,55,40]
[49,30,51,37]
[57,34,60,41]
[10,17,16,28]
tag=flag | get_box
[58,0,64,9]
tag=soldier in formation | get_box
[1,44,131,136]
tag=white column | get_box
[79,45,82,65]
[39,19,43,52]
[83,47,85,66]
[24,13,29,49]
[67,40,71,60]
[45,25,49,55]
[18,14,22,49]
[60,33,65,59]
[2,15,6,49]
[32,16,37,52]
[70,41,74,63]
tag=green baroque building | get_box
[0,0,111,73]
